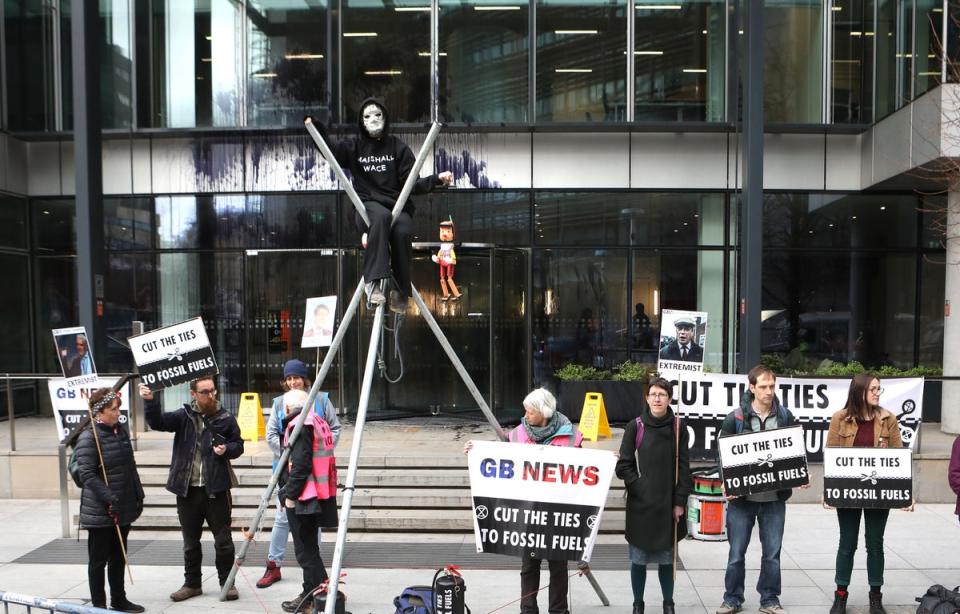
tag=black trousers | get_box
[355,201,413,299]
[288,511,329,596]
[176,486,235,587]
[520,555,568,614]
[88,524,130,606]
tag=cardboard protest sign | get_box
[52,326,99,389]
[47,376,131,442]
[718,425,809,496]
[467,440,616,562]
[823,447,913,509]
[662,374,923,462]
[657,309,707,380]
[128,318,218,390]
[301,296,337,349]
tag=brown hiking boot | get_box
[256,560,281,588]
[169,585,202,602]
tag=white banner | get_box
[468,440,616,562]
[47,377,131,442]
[668,374,923,461]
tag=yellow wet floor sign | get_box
[238,393,266,441]
[578,392,612,441]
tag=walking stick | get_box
[85,374,138,584]
[672,374,681,583]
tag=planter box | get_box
[559,380,646,424]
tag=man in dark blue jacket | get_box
[140,378,244,602]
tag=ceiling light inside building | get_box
[473,5,521,9]
[683,68,707,73]
[364,70,403,75]
[635,50,664,55]
[555,68,593,73]
[395,6,431,11]
[418,51,448,56]
[285,53,324,60]
[636,4,682,9]
[253,72,277,78]
[344,32,378,37]
[555,29,598,34]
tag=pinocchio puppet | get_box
[431,219,461,301]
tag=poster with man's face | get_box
[657,309,708,379]
[301,296,338,349]
[52,326,99,388]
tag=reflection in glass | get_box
[534,192,723,246]
[247,0,328,126]
[532,249,629,384]
[252,194,337,248]
[103,254,155,372]
[832,0,873,123]
[33,199,76,254]
[156,195,257,249]
[5,0,58,130]
[762,251,916,368]
[34,257,77,373]
[764,0,823,123]
[413,191,530,246]
[0,196,28,249]
[341,0,430,123]
[914,0,942,98]
[100,0,134,128]
[536,0,626,121]
[0,254,31,371]
[875,0,912,118]
[919,255,945,366]
[634,1,725,122]
[105,198,153,250]
[150,0,242,127]
[439,0,529,122]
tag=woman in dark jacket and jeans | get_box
[616,377,691,614]
[74,388,145,612]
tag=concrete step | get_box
[85,508,628,532]
[137,467,493,488]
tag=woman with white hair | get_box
[467,388,581,614]
[277,388,339,613]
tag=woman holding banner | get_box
[826,374,903,614]
[74,388,145,612]
[616,377,690,614]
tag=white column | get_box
[942,191,960,434]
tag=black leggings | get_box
[88,524,130,606]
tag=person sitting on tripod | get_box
[313,98,453,313]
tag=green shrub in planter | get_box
[612,360,657,382]
[554,363,612,381]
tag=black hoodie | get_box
[315,97,444,215]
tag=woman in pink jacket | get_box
[950,435,960,524]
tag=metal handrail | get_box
[0,591,113,614]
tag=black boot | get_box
[663,600,675,614]
[829,591,847,614]
[111,598,145,613]
[632,601,644,614]
[868,590,886,614]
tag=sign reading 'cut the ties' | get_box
[467,441,616,562]
[719,425,809,497]
[823,447,913,509]
[128,318,218,390]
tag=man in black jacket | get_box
[140,378,244,602]
[315,98,453,313]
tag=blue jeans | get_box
[723,498,785,608]
[267,498,322,564]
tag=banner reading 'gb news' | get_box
[666,374,923,461]
[467,440,616,562]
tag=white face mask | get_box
[362,104,384,137]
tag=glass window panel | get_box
[100,0,135,128]
[764,0,823,123]
[252,193,337,248]
[534,192,724,246]
[0,254,31,371]
[832,0,874,123]
[150,0,243,128]
[536,0,627,122]
[920,193,945,249]
[412,191,530,246]
[341,0,430,123]
[764,193,918,249]
[5,0,57,130]
[103,253,155,372]
[914,0,942,98]
[247,0,329,127]
[439,0,529,122]
[35,256,78,373]
[875,0,912,118]
[762,251,915,368]
[33,199,76,254]
[532,248,629,385]
[0,195,28,249]
[105,197,153,250]
[919,253,944,366]
[634,0,726,122]
[156,195,257,249]
[158,252,244,411]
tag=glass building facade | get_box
[0,0,952,420]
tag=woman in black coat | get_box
[74,388,145,612]
[615,377,692,614]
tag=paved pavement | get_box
[0,499,955,614]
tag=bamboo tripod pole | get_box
[672,374,681,583]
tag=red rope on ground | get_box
[484,569,583,614]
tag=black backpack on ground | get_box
[917,585,960,614]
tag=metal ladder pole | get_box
[322,305,386,612]
[218,278,366,600]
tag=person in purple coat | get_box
[950,435,960,523]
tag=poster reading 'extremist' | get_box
[51,326,99,389]
[467,441,616,562]
[718,425,809,497]
[128,318,218,390]
[823,447,913,509]
[657,309,707,380]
